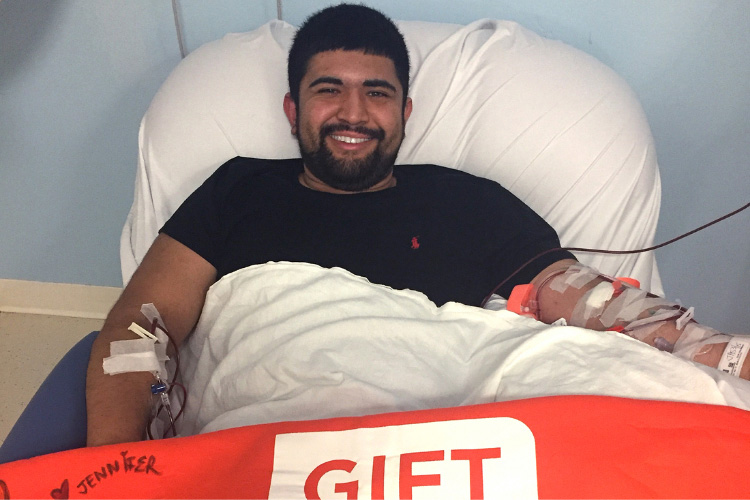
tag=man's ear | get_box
[283,92,298,135]
[403,97,413,123]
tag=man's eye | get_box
[368,91,389,97]
[318,88,338,94]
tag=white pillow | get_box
[121,19,663,294]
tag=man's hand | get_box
[86,234,216,446]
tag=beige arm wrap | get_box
[512,263,750,379]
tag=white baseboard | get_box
[0,279,122,319]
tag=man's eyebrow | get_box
[307,76,397,93]
[364,79,397,92]
[308,76,343,88]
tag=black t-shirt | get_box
[161,157,573,306]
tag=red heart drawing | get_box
[50,479,69,499]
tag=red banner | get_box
[1,395,748,499]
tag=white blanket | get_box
[178,262,750,436]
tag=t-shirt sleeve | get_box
[159,160,240,269]
[483,184,575,299]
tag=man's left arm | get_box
[527,259,750,381]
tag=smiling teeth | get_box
[331,135,372,144]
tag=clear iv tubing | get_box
[481,201,749,307]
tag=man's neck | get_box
[297,166,397,194]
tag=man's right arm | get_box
[86,234,216,447]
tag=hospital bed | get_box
[1,18,749,499]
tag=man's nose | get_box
[337,90,368,124]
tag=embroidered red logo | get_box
[411,236,420,250]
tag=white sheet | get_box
[178,262,750,437]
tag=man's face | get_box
[284,50,412,192]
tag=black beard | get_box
[298,124,400,192]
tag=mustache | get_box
[320,123,385,141]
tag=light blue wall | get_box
[0,0,181,286]
[176,0,278,53]
[1,0,747,332]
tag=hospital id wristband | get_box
[718,336,750,377]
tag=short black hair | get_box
[287,3,410,107]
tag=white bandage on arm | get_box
[508,263,747,378]
[102,320,170,379]
[103,339,164,375]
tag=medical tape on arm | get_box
[102,322,169,379]
[598,288,646,326]
[612,305,693,347]
[508,263,748,377]
[537,266,681,335]
[141,303,168,334]
[541,264,651,329]
[617,297,683,342]
[570,282,615,326]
